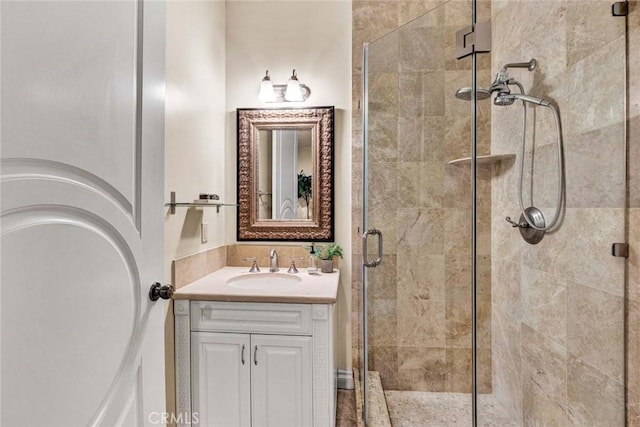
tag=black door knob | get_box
[149,282,174,301]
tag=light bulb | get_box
[258,70,276,103]
[284,69,303,102]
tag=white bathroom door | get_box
[1,1,166,426]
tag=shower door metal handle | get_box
[362,228,383,267]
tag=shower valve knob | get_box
[505,216,528,228]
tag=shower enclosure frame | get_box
[361,0,630,423]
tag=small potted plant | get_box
[316,243,343,273]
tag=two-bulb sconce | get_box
[258,69,311,103]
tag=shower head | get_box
[454,87,492,101]
[494,93,551,107]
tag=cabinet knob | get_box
[149,282,174,301]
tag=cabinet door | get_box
[191,332,251,427]
[251,335,313,427]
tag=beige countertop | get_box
[173,266,340,304]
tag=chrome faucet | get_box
[269,249,279,272]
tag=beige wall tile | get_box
[521,266,567,347]
[521,324,567,414]
[368,345,398,390]
[353,1,399,75]
[397,253,445,301]
[443,0,472,26]
[397,299,446,347]
[567,282,624,383]
[522,378,567,426]
[491,257,521,321]
[491,214,521,265]
[630,209,640,302]
[627,298,640,403]
[628,388,640,427]
[445,297,491,350]
[445,254,491,301]
[398,72,426,118]
[398,0,446,27]
[226,244,311,270]
[367,299,398,347]
[492,305,523,419]
[172,245,226,289]
[445,348,492,394]
[398,117,445,162]
[367,74,399,123]
[367,255,398,299]
[563,122,626,208]
[630,3,640,118]
[567,356,624,426]
[564,39,626,135]
[630,118,640,209]
[397,347,447,391]
[566,1,625,67]
[397,208,445,254]
[522,208,625,297]
[398,25,445,73]
[398,162,445,208]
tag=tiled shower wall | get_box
[490,0,639,424]
[352,0,493,392]
[353,0,640,419]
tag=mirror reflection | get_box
[257,129,314,221]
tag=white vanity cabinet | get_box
[175,299,336,427]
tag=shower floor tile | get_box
[384,391,520,427]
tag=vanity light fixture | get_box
[258,69,311,103]
[258,70,276,103]
[284,69,304,101]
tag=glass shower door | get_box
[362,0,629,426]
[362,1,485,424]
[484,1,629,425]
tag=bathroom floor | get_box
[337,389,359,426]
[385,391,518,426]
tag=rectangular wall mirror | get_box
[237,106,334,241]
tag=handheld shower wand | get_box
[494,93,552,107]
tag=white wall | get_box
[164,0,227,283]
[225,0,353,369]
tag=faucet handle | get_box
[505,216,529,228]
[287,257,305,274]
[243,256,260,273]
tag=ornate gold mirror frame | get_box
[237,106,334,241]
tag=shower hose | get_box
[515,88,564,232]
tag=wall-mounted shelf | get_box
[447,154,516,166]
[165,191,238,214]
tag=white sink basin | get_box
[226,272,302,291]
